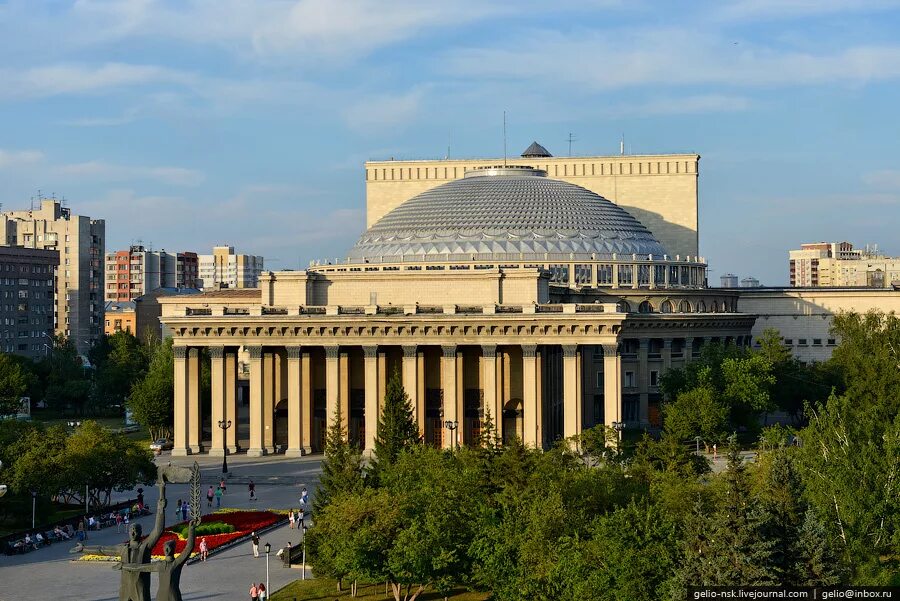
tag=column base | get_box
[172,448,191,457]
[246,448,266,457]
[265,446,277,455]
[302,446,313,455]
[284,449,303,458]
[189,445,203,454]
[227,445,240,454]
[208,448,226,457]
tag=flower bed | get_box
[76,510,284,562]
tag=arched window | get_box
[661,300,674,313]
[697,300,707,312]
[617,300,632,313]
[720,299,728,312]
[710,300,719,312]
[638,300,654,313]
[678,300,692,313]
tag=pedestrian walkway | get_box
[0,454,321,601]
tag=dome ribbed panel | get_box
[348,175,669,260]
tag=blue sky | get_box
[2,0,900,285]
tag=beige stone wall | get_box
[305,268,543,307]
[739,288,900,362]
[365,154,700,258]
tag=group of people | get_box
[206,481,225,508]
[248,582,268,601]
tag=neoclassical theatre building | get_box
[162,148,755,457]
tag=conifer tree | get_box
[314,402,363,514]
[373,369,419,468]
[791,510,846,586]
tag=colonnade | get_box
[171,342,624,457]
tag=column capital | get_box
[602,343,619,357]
[562,344,578,358]
[402,344,417,358]
[684,337,695,345]
[704,336,713,344]
[188,347,200,359]
[441,345,457,358]
[638,338,650,350]
[248,345,263,360]
[325,346,340,359]
[208,346,225,359]
[663,338,673,349]
[286,346,302,360]
[481,344,497,358]
[173,346,188,360]
[363,346,378,359]
[522,344,537,358]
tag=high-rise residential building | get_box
[789,241,900,288]
[0,199,104,353]
[720,274,739,288]
[0,246,58,360]
[198,246,264,290]
[104,246,199,302]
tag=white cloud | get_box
[610,94,754,116]
[56,161,204,186]
[713,0,900,22]
[444,29,900,90]
[343,88,425,133]
[0,62,191,100]
[0,149,44,168]
[862,170,900,190]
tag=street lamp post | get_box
[31,490,37,529]
[444,420,459,451]
[217,420,232,474]
[694,436,702,456]
[264,542,271,594]
[301,525,308,580]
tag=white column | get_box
[563,345,580,440]
[172,346,190,456]
[603,343,622,428]
[522,345,539,447]
[363,347,378,454]
[187,348,202,454]
[247,346,265,457]
[286,346,302,458]
[402,345,419,425]
[325,346,340,433]
[441,345,458,450]
[209,346,226,457]
[482,345,497,434]
[225,350,238,453]
[638,339,649,426]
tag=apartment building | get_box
[105,246,199,301]
[789,241,900,288]
[0,199,104,353]
[0,246,58,360]
[198,246,263,290]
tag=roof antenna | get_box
[567,132,577,157]
[446,127,452,160]
[620,133,625,156]
[503,111,508,166]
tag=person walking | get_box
[299,487,308,506]
[248,480,256,501]
[297,507,304,529]
[257,582,267,601]
[251,531,260,558]
[249,582,259,601]
[288,508,296,530]
[214,486,223,508]
[219,477,226,495]
[199,537,208,562]
[175,499,183,519]
[181,501,189,522]
[206,486,214,509]
[116,512,124,533]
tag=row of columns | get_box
[172,342,624,457]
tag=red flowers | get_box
[150,511,282,557]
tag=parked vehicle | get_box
[150,439,173,454]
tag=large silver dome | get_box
[347,166,669,260]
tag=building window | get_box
[624,371,636,388]
[827,338,837,346]
[596,371,604,388]
[813,338,822,346]
[784,339,793,346]
[798,339,808,346]
[650,370,659,387]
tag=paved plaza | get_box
[0,453,323,601]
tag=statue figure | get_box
[72,464,195,601]
[117,517,197,601]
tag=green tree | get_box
[675,442,779,589]
[791,510,846,586]
[44,335,91,415]
[373,369,419,468]
[314,402,363,514]
[0,353,29,415]
[127,338,174,441]
[662,382,728,444]
[91,331,148,414]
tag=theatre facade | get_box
[162,160,755,457]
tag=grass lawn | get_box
[272,578,490,601]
